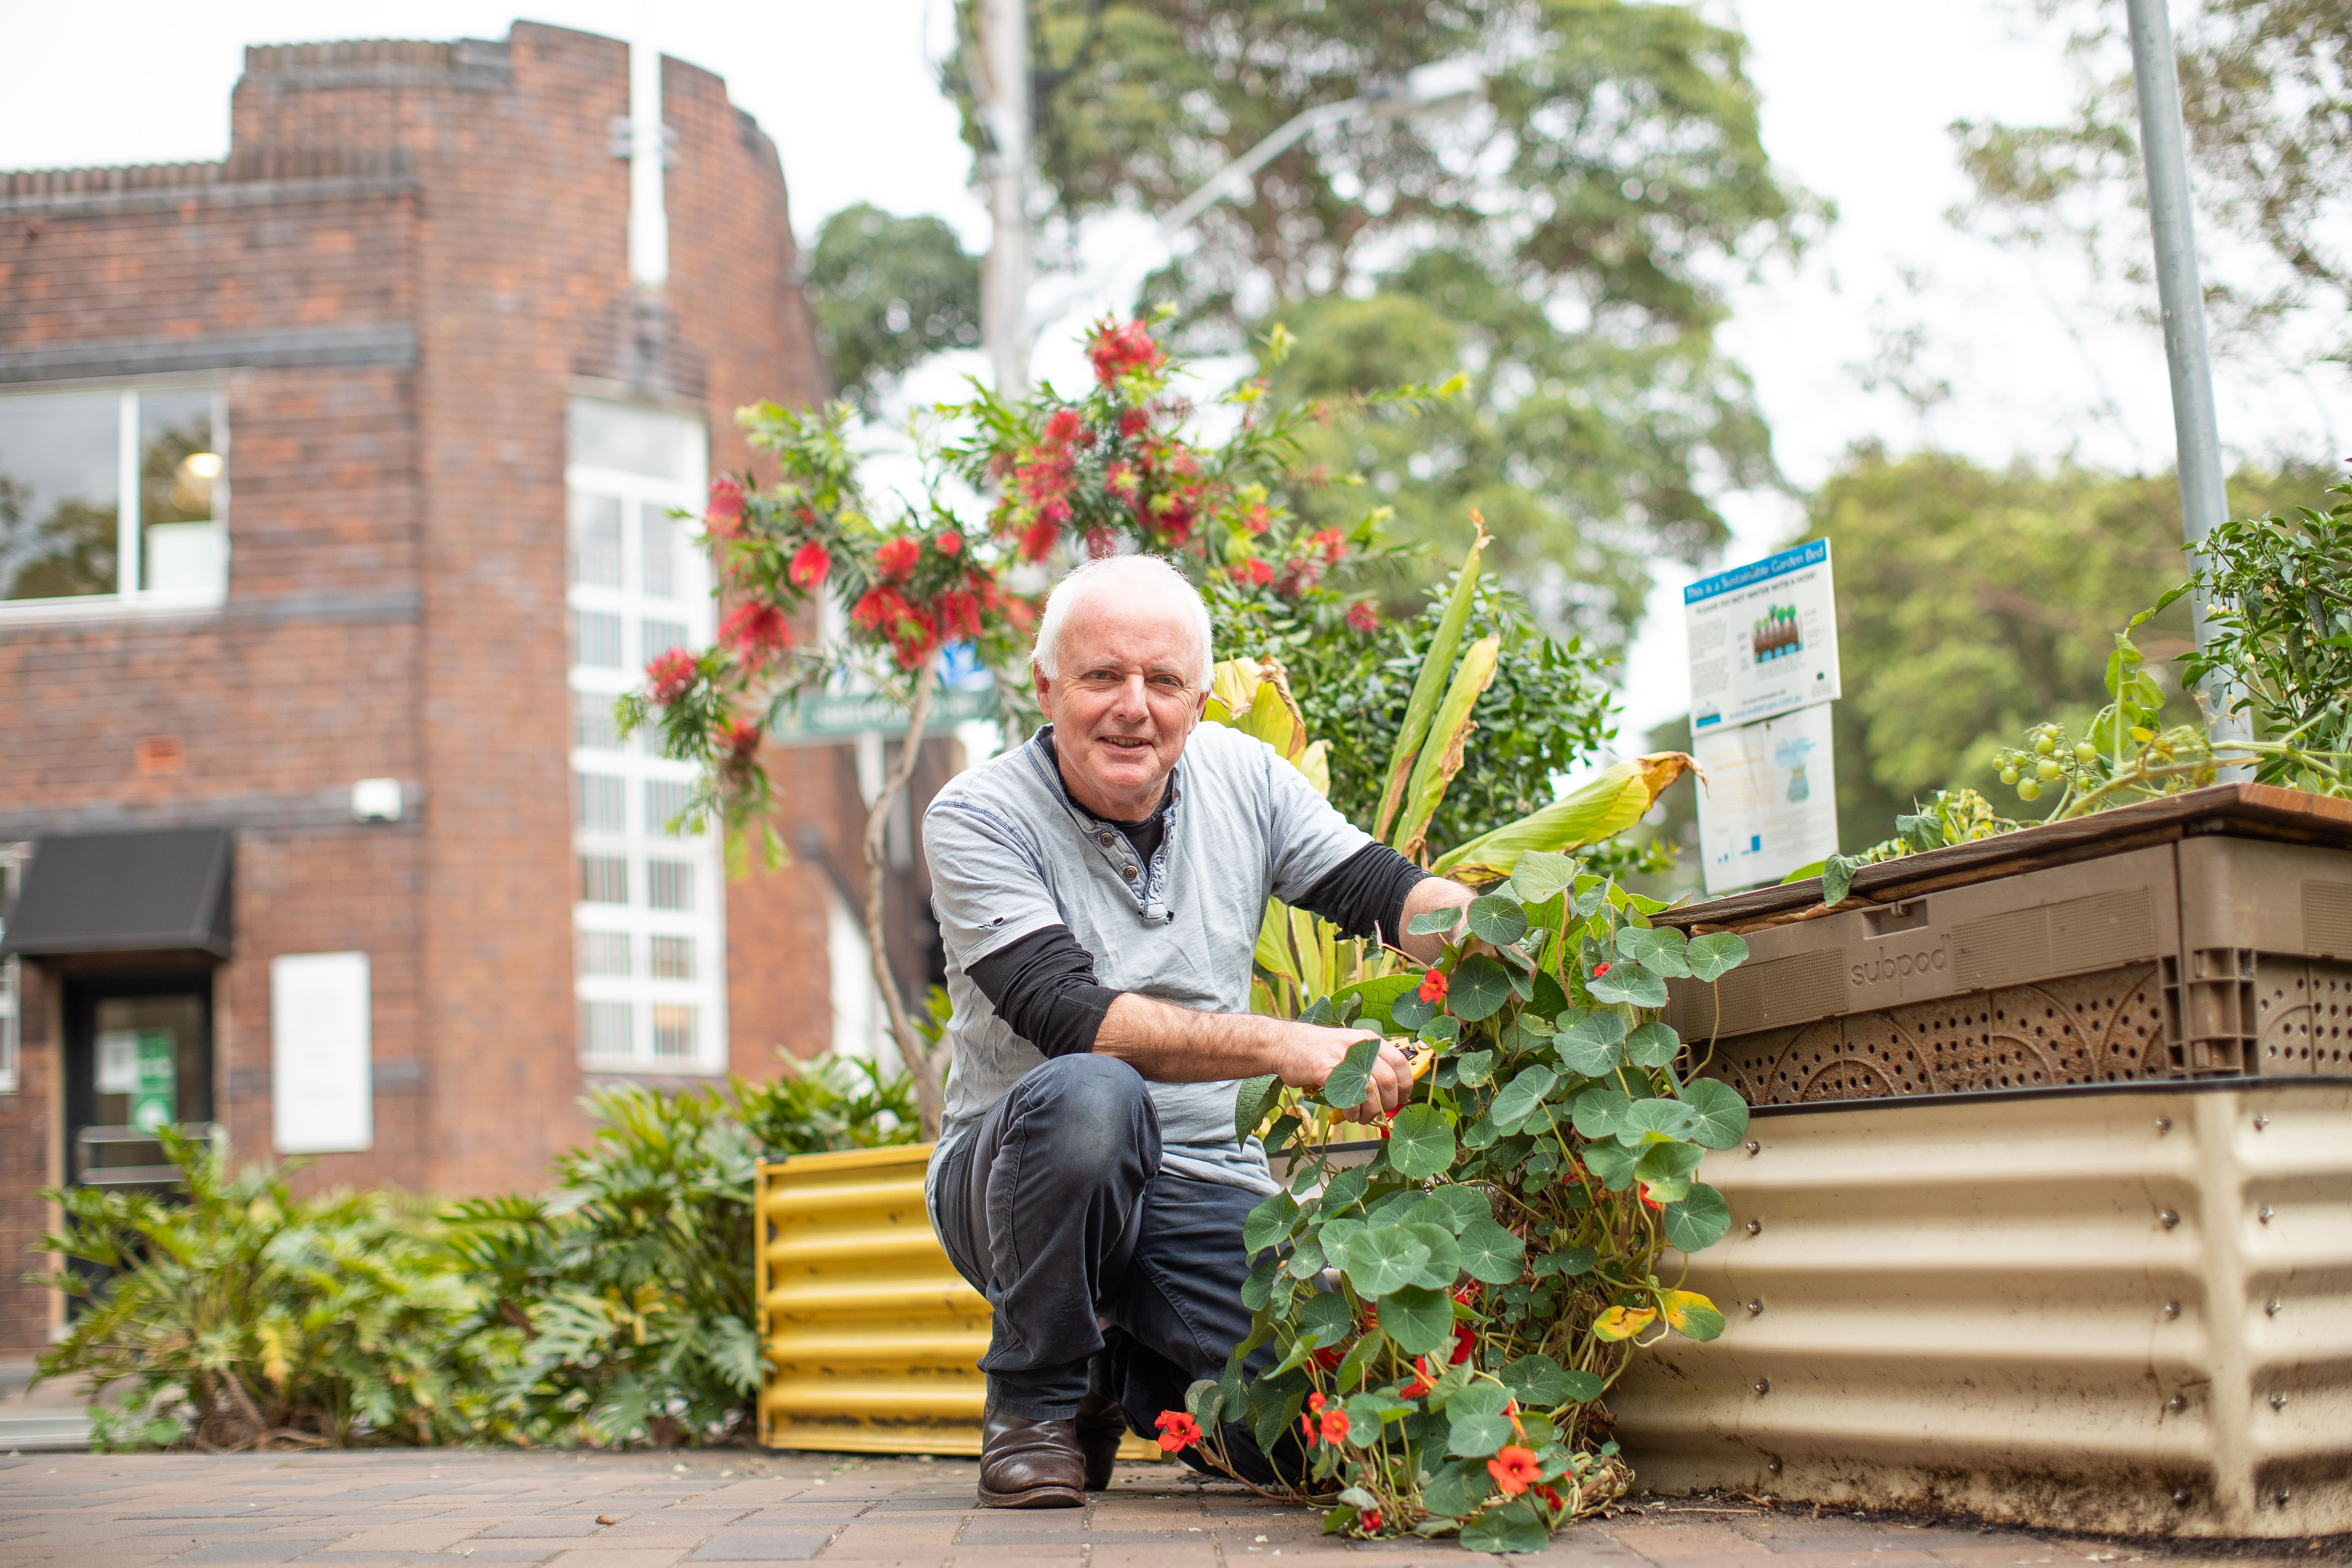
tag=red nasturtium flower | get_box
[1399,1355,1436,1399]
[1418,968,1449,1004]
[1153,1410,1201,1453]
[874,536,921,581]
[788,539,832,589]
[645,648,698,706]
[1347,600,1381,635]
[719,602,791,660]
[1488,1445,1542,1496]
[1640,1182,1665,1211]
[1450,1319,1478,1366]
[1319,1407,1350,1445]
[1089,318,1166,385]
[1594,961,1612,976]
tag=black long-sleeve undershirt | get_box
[965,841,1428,1059]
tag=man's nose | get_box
[1111,672,1152,717]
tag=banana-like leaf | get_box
[1254,896,1298,982]
[1206,657,1263,723]
[1392,636,1500,864]
[1430,753,1698,884]
[1373,521,1487,841]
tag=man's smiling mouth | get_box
[1099,735,1154,751]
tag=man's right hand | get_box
[1276,1024,1415,1122]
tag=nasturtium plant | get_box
[1172,856,1751,1542]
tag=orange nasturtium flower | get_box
[1488,1445,1542,1495]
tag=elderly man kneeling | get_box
[923,554,1475,1507]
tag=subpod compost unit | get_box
[1614,784,2352,1538]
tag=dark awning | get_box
[0,828,233,959]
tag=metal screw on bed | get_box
[1744,1219,1762,1236]
[2160,1209,2181,1228]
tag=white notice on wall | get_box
[271,951,373,1154]
[1694,701,1842,896]
[1684,539,1841,734]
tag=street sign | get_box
[1692,700,1841,896]
[1684,539,1841,734]
[766,685,997,747]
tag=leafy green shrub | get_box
[1195,854,1750,1546]
[31,1130,504,1452]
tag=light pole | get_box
[1006,57,1484,381]
[979,0,1033,396]
[2123,0,2245,737]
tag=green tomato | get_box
[2034,735,2056,756]
[2074,742,2098,764]
[2017,778,2042,801]
[1999,766,2020,786]
[2037,757,2062,781]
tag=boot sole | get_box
[977,1480,1084,1509]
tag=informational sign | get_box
[99,1029,177,1131]
[1693,701,1841,896]
[272,951,374,1154]
[1684,540,1841,734]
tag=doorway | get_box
[62,969,214,1187]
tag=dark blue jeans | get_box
[931,1054,1284,1480]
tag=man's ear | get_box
[1033,664,1054,712]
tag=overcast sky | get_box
[8,0,2345,736]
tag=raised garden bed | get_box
[1613,784,2352,1538]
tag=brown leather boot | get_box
[977,1404,1087,1508]
[1074,1389,1127,1491]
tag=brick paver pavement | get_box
[0,1450,2337,1568]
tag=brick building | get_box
[0,23,949,1352]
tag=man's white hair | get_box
[1031,554,1215,687]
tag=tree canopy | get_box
[802,203,982,406]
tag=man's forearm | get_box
[1093,992,1299,1083]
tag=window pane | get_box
[573,690,623,749]
[651,1003,696,1060]
[578,931,631,977]
[642,503,676,598]
[140,390,225,597]
[647,858,694,911]
[574,772,627,833]
[571,609,624,668]
[649,934,695,980]
[582,999,633,1058]
[567,398,695,481]
[642,618,690,660]
[0,391,119,600]
[645,779,696,836]
[567,492,623,588]
[579,854,629,904]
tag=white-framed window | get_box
[0,844,28,1095]
[0,383,229,616]
[567,395,726,1073]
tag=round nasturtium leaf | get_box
[1446,1408,1516,1458]
[1403,1221,1462,1290]
[1660,1288,1726,1341]
[1461,1499,1550,1554]
[1457,1217,1526,1284]
[1320,1036,1382,1110]
[1618,1096,1698,1146]
[1489,1064,1559,1132]
[1422,1184,1493,1233]
[1554,1011,1627,1075]
[1570,1084,1632,1139]
[1498,1353,1571,1406]
[1375,1283,1453,1357]
[1389,993,1437,1033]
[1616,924,1691,978]
[1680,1078,1751,1150]
[1588,962,1669,1008]
[1686,931,1751,982]
[1340,1225,1429,1298]
[1452,1048,1497,1087]
[1465,893,1528,948]
[1387,1104,1455,1180]
[1624,1020,1681,1069]
[1447,955,1515,1022]
[1661,1182,1732,1252]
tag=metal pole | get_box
[981,0,1031,395]
[2123,0,2246,735]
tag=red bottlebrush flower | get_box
[1347,600,1381,635]
[1153,1409,1201,1453]
[1309,527,1347,564]
[934,530,963,557]
[1274,557,1321,597]
[645,648,698,706]
[706,476,744,523]
[1118,407,1149,439]
[1318,1408,1350,1445]
[1044,407,1086,444]
[1020,515,1061,562]
[851,585,907,632]
[1242,503,1272,535]
[1088,318,1166,385]
[1231,558,1274,588]
[1488,1445,1542,1496]
[718,718,762,763]
[719,603,792,660]
[1418,968,1448,1004]
[1450,1319,1477,1366]
[874,537,921,581]
[935,588,983,642]
[1083,527,1118,560]
[788,539,832,590]
[1594,961,1612,975]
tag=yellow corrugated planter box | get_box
[755,1142,1159,1460]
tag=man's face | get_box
[1033,590,1208,817]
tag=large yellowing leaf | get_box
[1374,519,1487,841]
[1592,1305,1657,1342]
[1430,753,1698,885]
[1207,658,1264,725]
